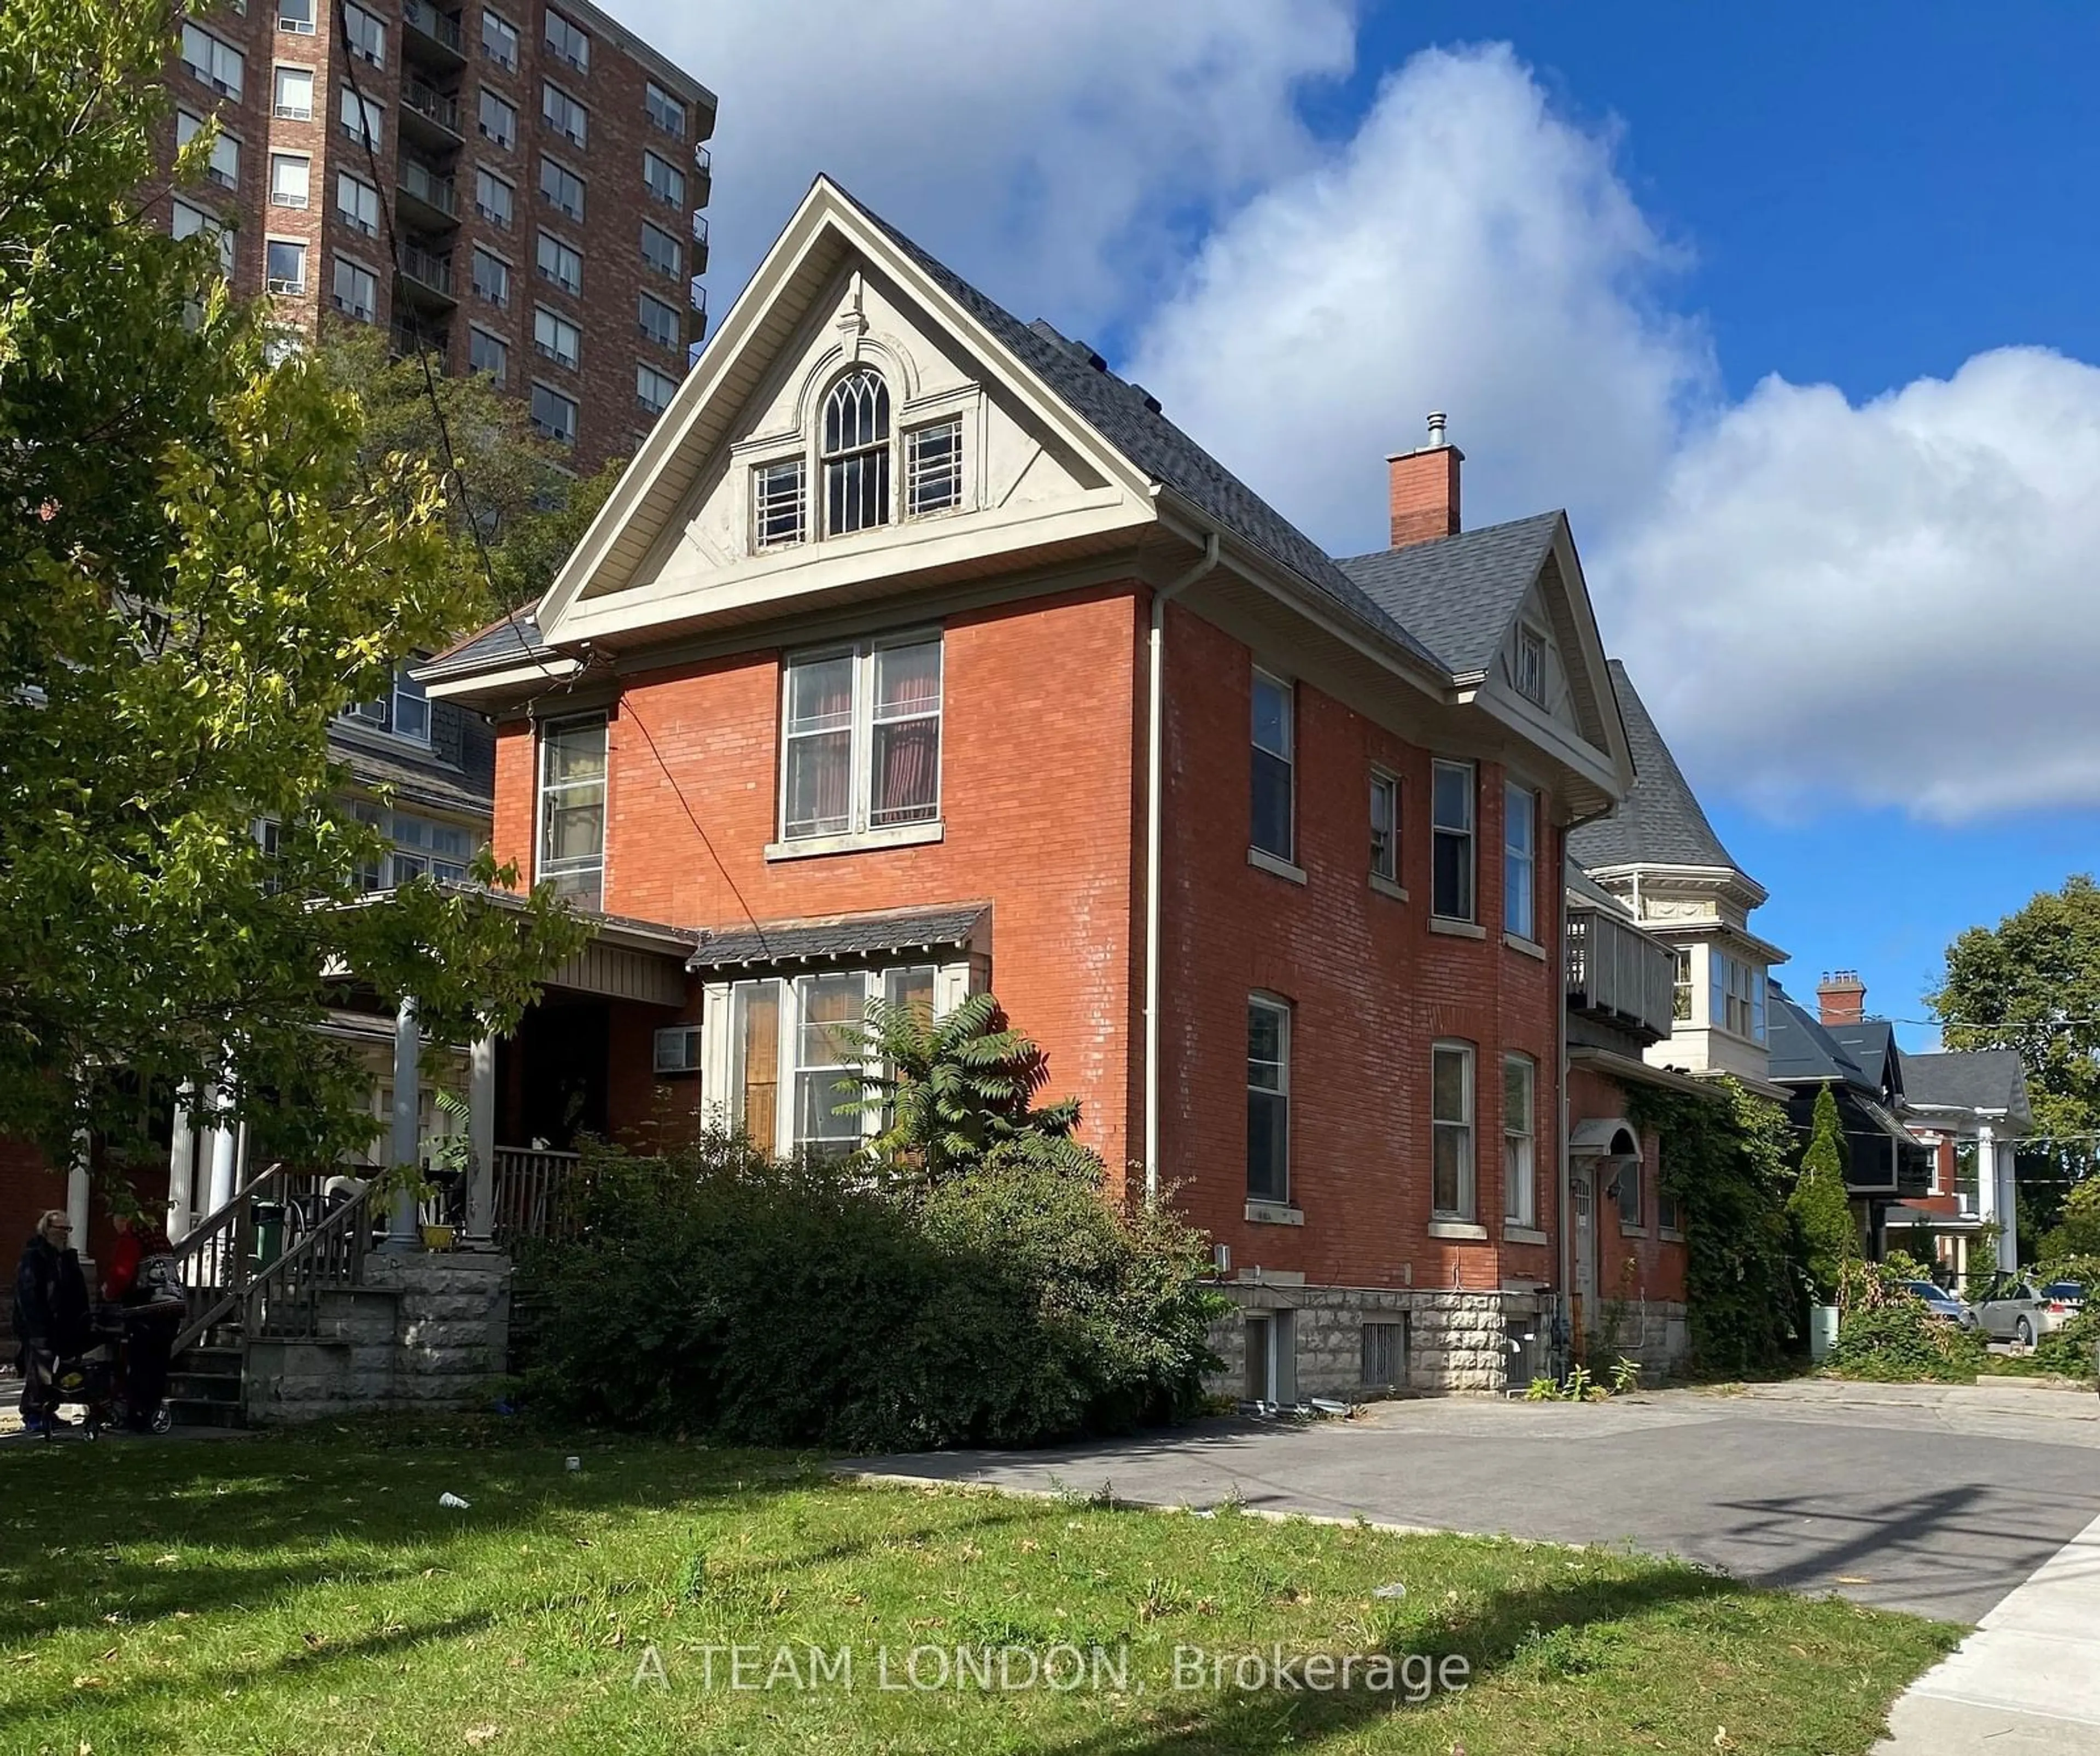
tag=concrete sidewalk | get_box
[1875,1507,2100,1753]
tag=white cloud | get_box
[1129,42,2100,822]
[617,0,1357,333]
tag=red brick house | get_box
[422,176,1649,1397]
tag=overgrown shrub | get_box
[521,1133,1225,1450]
[1826,1261,1987,1383]
[2033,1307,2099,1379]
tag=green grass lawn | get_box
[0,1421,1953,1755]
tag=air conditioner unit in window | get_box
[654,1025,702,1075]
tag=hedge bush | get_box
[1826,1261,1989,1384]
[2033,1307,2099,1379]
[520,1133,1225,1450]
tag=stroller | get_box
[23,1309,125,1440]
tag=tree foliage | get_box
[1934,874,2100,1181]
[1789,1085,1858,1304]
[0,1,584,1172]
[2039,1177,2100,1266]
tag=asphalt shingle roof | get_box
[1569,661,1739,872]
[421,610,552,680]
[686,904,988,972]
[1334,512,1563,677]
[1903,1049,2033,1126]
[1765,979,1871,1089]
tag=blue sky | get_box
[632,1,2100,1044]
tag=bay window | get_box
[536,714,606,907]
[1432,1042,1475,1219]
[779,635,942,845]
[1711,949,1765,1040]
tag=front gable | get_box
[535,184,1159,654]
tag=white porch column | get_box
[1974,1121,1997,1246]
[464,1032,497,1247]
[66,1128,92,1254]
[205,1084,239,1216]
[382,994,423,1252]
[166,1083,198,1242]
[1993,1135,2019,1271]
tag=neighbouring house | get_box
[417,174,1646,1400]
[1897,1047,2032,1278]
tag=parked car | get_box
[1901,1280,1977,1328]
[1974,1278,2086,1346]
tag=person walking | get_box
[102,1214,184,1433]
[11,1211,91,1434]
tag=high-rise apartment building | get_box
[160,0,716,470]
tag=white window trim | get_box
[1502,1053,1536,1228]
[262,234,308,296]
[1247,994,1291,1207]
[1430,758,1477,923]
[272,63,316,119]
[749,452,808,551]
[1431,1040,1476,1222]
[267,151,311,208]
[773,633,943,851]
[534,711,606,901]
[1514,621,1549,707]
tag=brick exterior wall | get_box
[154,0,714,472]
[1386,445,1462,547]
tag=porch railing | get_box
[172,1162,373,1354]
[492,1146,580,1246]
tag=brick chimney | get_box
[1817,970,1867,1026]
[1387,412,1463,547]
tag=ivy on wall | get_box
[1627,1077,1799,1375]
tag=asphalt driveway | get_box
[849,1379,2100,1624]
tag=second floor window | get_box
[1431,760,1475,920]
[780,635,942,843]
[1369,770,1398,883]
[1712,949,1766,1041]
[822,369,890,535]
[537,715,606,908]
[1504,780,1537,938]
[1432,1042,1475,1220]
[344,666,429,741]
[1249,669,1293,862]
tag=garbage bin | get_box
[1808,1303,1839,1363]
[250,1200,286,1270]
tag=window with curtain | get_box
[1432,1042,1474,1218]
[1431,760,1475,920]
[794,972,867,1158]
[1503,1055,1535,1227]
[536,714,605,907]
[822,369,891,534]
[779,635,942,843]
[1250,669,1293,861]
[1504,780,1536,938]
[1246,997,1290,1202]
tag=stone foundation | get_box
[242,1252,512,1424]
[1206,1282,1559,1399]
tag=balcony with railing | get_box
[689,212,709,273]
[400,75,463,148]
[396,156,460,229]
[1566,905,1678,1045]
[390,317,450,365]
[691,142,711,207]
[396,240,455,308]
[401,0,466,69]
[686,279,708,347]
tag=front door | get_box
[1572,1167,1597,1343]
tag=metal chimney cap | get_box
[1425,411,1449,447]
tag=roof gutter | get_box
[1144,530,1219,1203]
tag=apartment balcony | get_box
[396,157,460,231]
[686,279,708,347]
[1566,906,1678,1046]
[395,241,456,311]
[389,317,450,365]
[689,212,709,273]
[399,75,464,150]
[401,0,466,72]
[691,142,711,209]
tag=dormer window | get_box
[822,368,890,535]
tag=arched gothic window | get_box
[821,367,890,534]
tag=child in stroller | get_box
[25,1309,125,1440]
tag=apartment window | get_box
[821,367,890,535]
[342,2,386,66]
[793,972,866,1159]
[639,220,681,279]
[1503,1055,1536,1228]
[645,80,686,137]
[530,382,578,446]
[1504,780,1537,939]
[535,231,581,294]
[339,86,384,149]
[272,65,314,119]
[343,666,430,742]
[268,153,310,209]
[1431,1043,1475,1220]
[535,715,605,906]
[1249,669,1293,862]
[1711,950,1764,1040]
[387,810,470,883]
[481,8,518,68]
[544,8,590,71]
[1369,771,1399,883]
[531,304,579,368]
[1672,947,1693,1022]
[752,458,807,549]
[542,81,588,147]
[172,200,235,278]
[478,89,516,148]
[468,325,508,385]
[1615,1153,1643,1230]
[339,168,380,232]
[637,290,680,349]
[331,256,377,322]
[539,155,585,221]
[643,150,685,208]
[1514,625,1547,705]
[471,246,510,307]
[731,982,781,1156]
[278,0,316,32]
[177,112,240,191]
[636,363,678,416]
[264,239,307,295]
[906,419,962,516]
[180,24,244,98]
[779,635,942,842]
[1246,997,1290,1204]
[475,167,514,229]
[1656,1180,1681,1235]
[1431,760,1475,920]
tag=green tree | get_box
[1790,1085,1858,1303]
[0,1,584,1176]
[315,322,621,614]
[1934,874,2100,1183]
[2039,1176,2100,1264]
[853,992,1098,1187]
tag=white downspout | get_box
[1145,532,1220,1201]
